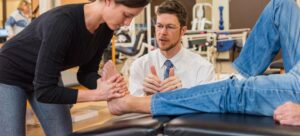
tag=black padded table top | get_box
[71,113,165,136]
[73,113,300,136]
[164,113,300,136]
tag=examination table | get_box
[72,113,300,136]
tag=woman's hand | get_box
[95,75,126,101]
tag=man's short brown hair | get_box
[156,0,187,27]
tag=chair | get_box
[116,30,151,77]
[263,59,284,75]
[116,30,145,56]
[270,59,284,74]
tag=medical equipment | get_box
[182,28,250,66]
[191,3,213,31]
[218,6,224,30]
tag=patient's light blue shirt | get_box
[5,10,31,39]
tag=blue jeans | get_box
[0,83,72,136]
[151,0,300,116]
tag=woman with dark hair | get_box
[0,0,150,135]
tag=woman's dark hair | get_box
[156,0,187,27]
[90,0,151,8]
[115,0,151,8]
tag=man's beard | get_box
[159,35,182,52]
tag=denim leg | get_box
[151,61,300,117]
[0,83,27,136]
[233,0,300,77]
[274,0,300,71]
[29,92,72,136]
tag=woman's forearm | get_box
[76,89,100,103]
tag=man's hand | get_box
[159,68,182,92]
[143,65,161,95]
[274,101,300,126]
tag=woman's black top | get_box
[0,4,113,104]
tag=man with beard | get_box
[106,0,300,127]
[129,0,215,96]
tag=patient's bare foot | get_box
[107,95,151,115]
[107,96,131,115]
[102,60,119,81]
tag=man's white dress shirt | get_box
[129,47,215,96]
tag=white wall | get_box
[39,0,54,14]
[39,0,64,14]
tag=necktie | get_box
[164,60,174,79]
